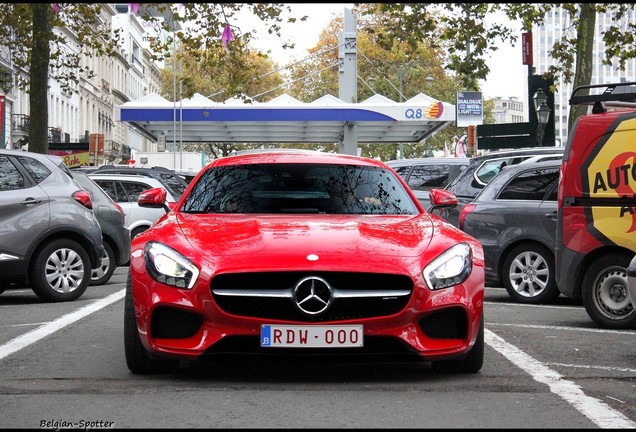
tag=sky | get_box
[243,3,527,101]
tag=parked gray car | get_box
[431,159,562,304]
[0,149,104,301]
[72,171,131,285]
[428,147,565,227]
[386,157,470,209]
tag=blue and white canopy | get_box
[115,92,456,144]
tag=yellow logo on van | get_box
[587,117,636,248]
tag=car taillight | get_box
[113,202,126,224]
[557,161,566,209]
[72,190,93,210]
[459,203,476,231]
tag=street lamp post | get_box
[533,89,551,146]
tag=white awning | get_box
[115,92,456,144]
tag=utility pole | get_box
[338,8,358,155]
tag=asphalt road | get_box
[0,267,634,429]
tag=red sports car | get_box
[124,150,485,374]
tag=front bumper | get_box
[129,260,484,363]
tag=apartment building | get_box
[0,4,165,163]
[491,96,526,124]
[533,6,636,145]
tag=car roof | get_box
[88,173,164,183]
[471,146,564,162]
[209,150,388,169]
[0,148,65,165]
[385,157,470,166]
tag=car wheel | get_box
[502,243,560,304]
[432,315,484,374]
[90,242,116,286]
[130,226,148,240]
[124,270,179,375]
[581,253,636,329]
[29,239,90,302]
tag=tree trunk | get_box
[29,4,51,154]
[568,3,596,131]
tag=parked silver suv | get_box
[0,150,104,301]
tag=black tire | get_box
[90,242,116,286]
[502,243,560,304]
[432,315,484,373]
[581,253,636,329]
[124,270,179,374]
[29,239,90,302]
[130,226,148,240]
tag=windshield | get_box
[181,163,418,215]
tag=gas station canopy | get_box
[116,92,456,145]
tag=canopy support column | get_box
[340,121,358,155]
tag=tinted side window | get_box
[497,168,560,201]
[392,166,412,180]
[121,181,152,201]
[17,156,51,183]
[0,156,25,190]
[446,164,481,197]
[93,180,116,201]
[159,173,187,195]
[408,165,450,191]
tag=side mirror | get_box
[429,188,458,209]
[138,187,170,212]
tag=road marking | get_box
[544,362,636,374]
[0,289,125,361]
[488,321,636,335]
[486,329,636,429]
[0,289,633,428]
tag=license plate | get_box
[260,324,363,348]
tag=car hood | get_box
[175,213,434,261]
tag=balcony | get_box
[12,114,30,132]
[48,127,61,143]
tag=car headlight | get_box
[423,242,472,290]
[144,242,199,289]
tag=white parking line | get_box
[0,291,634,428]
[0,289,125,361]
[486,329,636,429]
[488,321,636,335]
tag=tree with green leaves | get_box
[286,13,481,160]
[356,3,636,131]
[0,3,305,154]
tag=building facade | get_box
[1,3,164,165]
[533,6,636,146]
[491,96,526,124]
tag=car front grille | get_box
[210,271,413,322]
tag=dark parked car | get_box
[433,160,562,304]
[428,147,565,227]
[386,157,470,209]
[72,171,131,285]
[0,149,104,302]
[124,150,485,375]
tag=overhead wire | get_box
[357,47,405,100]
[206,42,345,101]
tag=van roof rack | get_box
[570,81,636,113]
